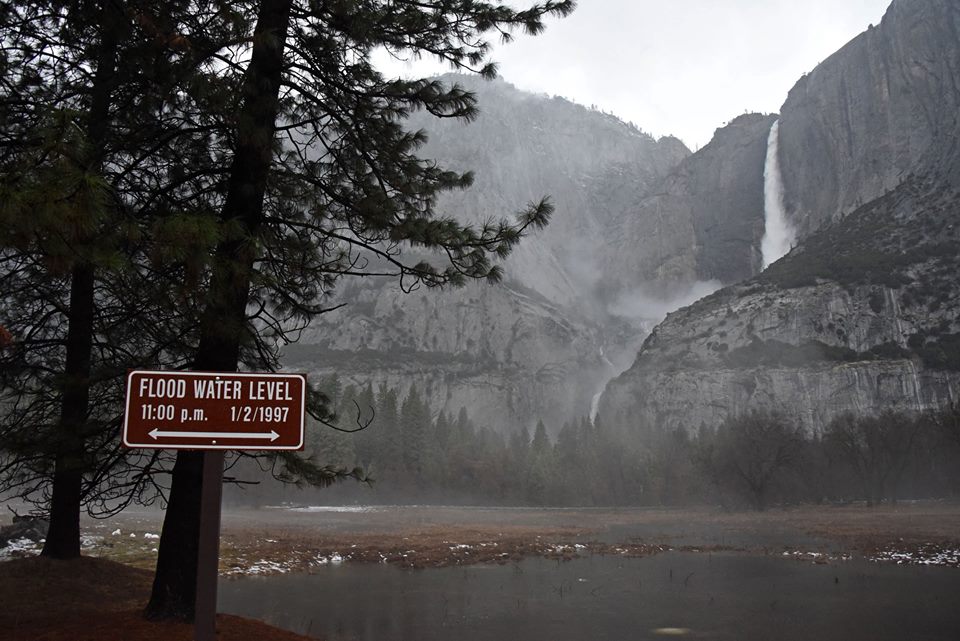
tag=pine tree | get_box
[0,0,127,560]
[526,419,553,504]
[352,382,378,467]
[508,424,531,499]
[531,419,551,456]
[554,420,580,502]
[400,385,430,483]
[432,411,452,484]
[375,383,404,479]
[0,0,239,557]
[3,0,574,618]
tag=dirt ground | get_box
[0,556,317,641]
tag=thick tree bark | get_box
[141,450,204,618]
[144,0,293,620]
[41,0,122,560]
[41,263,95,558]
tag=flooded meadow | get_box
[8,502,959,640]
[210,503,960,641]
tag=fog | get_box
[607,280,722,322]
[374,0,891,149]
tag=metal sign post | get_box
[195,450,225,641]
[123,370,306,641]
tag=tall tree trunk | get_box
[144,0,293,620]
[42,263,95,558]
[41,0,122,560]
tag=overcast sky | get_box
[373,0,892,149]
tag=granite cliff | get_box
[598,0,960,436]
[290,0,960,436]
[288,77,693,430]
[778,0,960,236]
[608,113,776,291]
[599,178,960,434]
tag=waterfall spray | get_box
[761,120,796,269]
[589,347,615,425]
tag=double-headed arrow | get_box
[148,428,280,442]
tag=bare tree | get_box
[931,400,960,450]
[824,410,923,506]
[706,410,803,511]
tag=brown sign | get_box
[123,370,305,450]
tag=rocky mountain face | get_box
[608,113,776,292]
[599,178,960,433]
[286,279,610,431]
[778,0,960,236]
[597,0,960,436]
[288,77,695,431]
[292,0,960,437]
[288,76,783,432]
[410,74,690,308]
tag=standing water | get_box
[761,120,796,268]
[220,553,960,641]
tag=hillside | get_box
[596,0,960,437]
[288,77,691,430]
[599,177,960,433]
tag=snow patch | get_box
[314,552,346,566]
[80,535,102,550]
[869,544,960,567]
[0,538,41,559]
[284,505,376,513]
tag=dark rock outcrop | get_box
[410,74,690,307]
[288,279,609,431]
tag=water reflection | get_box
[220,552,960,641]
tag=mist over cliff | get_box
[598,0,960,435]
[285,77,696,431]
[285,0,960,446]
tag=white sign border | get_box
[122,370,306,451]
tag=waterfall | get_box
[906,360,924,410]
[589,390,604,425]
[599,346,614,370]
[590,347,616,425]
[761,120,796,269]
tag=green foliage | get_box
[0,112,116,275]
[399,385,431,481]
